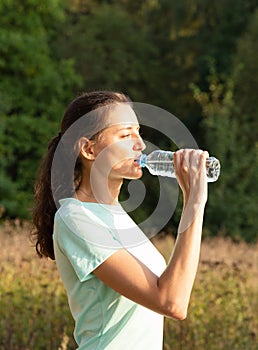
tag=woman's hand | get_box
[174,149,209,233]
[174,149,209,204]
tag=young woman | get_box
[32,91,209,350]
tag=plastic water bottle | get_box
[136,150,220,182]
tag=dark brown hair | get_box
[31,91,131,260]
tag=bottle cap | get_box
[135,154,147,167]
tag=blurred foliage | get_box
[0,0,81,217]
[192,65,258,242]
[0,0,257,241]
[55,2,160,104]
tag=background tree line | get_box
[0,0,257,242]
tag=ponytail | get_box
[31,134,62,260]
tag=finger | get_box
[202,150,209,159]
[183,149,191,173]
[199,150,209,171]
[189,149,203,168]
[173,150,183,171]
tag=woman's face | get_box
[91,103,146,181]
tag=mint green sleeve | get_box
[54,206,121,282]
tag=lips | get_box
[133,159,141,168]
[134,154,142,162]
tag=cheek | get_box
[113,145,136,168]
[94,140,135,172]
[105,141,134,159]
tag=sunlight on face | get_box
[92,103,145,180]
[104,103,140,128]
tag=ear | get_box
[78,137,96,160]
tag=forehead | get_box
[105,103,139,127]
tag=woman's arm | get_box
[93,149,208,320]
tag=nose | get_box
[134,134,146,152]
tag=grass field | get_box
[0,220,257,350]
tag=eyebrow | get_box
[116,125,140,131]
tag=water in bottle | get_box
[136,150,220,182]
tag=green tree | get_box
[233,7,258,146]
[192,67,258,242]
[0,0,81,217]
[141,0,258,134]
[55,3,158,103]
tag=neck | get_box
[77,173,123,205]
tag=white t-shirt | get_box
[53,198,166,349]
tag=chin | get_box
[124,169,143,180]
[112,164,143,180]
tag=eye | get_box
[121,133,132,138]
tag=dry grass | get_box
[1,221,258,349]
[152,232,258,286]
[153,233,258,350]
